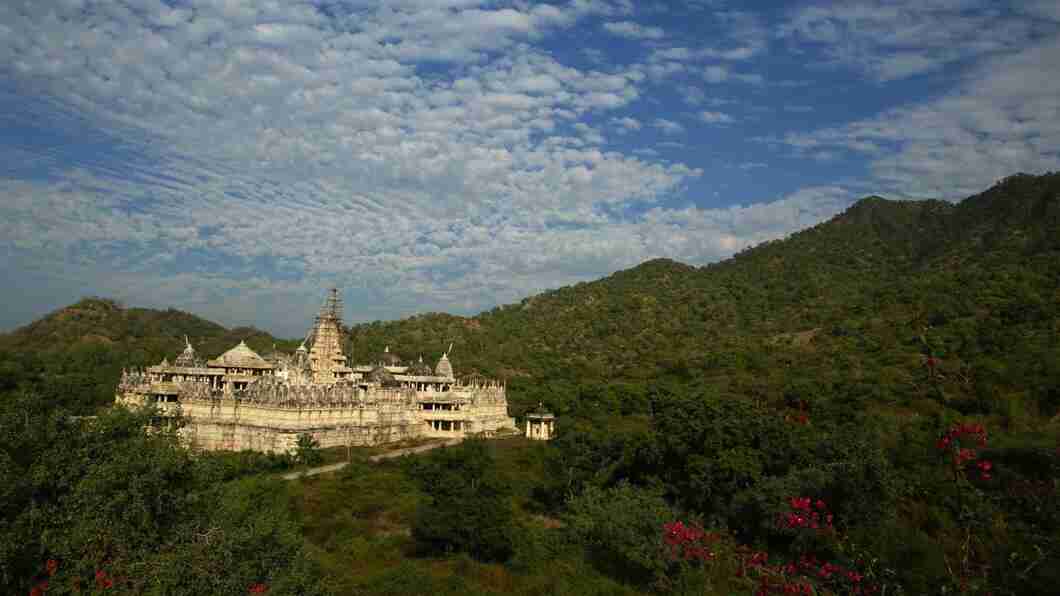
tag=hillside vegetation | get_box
[350,172,1060,423]
[0,298,290,411]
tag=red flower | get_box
[45,559,58,576]
[95,570,113,590]
[248,583,269,594]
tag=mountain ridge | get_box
[2,172,1058,416]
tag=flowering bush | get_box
[779,497,833,532]
[95,569,114,590]
[937,422,992,481]
[663,497,878,596]
[662,521,720,562]
[733,544,877,595]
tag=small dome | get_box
[435,352,454,379]
[212,340,270,368]
[174,336,198,367]
[407,355,432,376]
[379,345,402,366]
[367,365,399,387]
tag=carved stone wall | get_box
[120,384,516,453]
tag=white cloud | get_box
[774,37,1060,197]
[603,20,666,40]
[701,65,762,85]
[633,185,857,261]
[779,0,1054,81]
[678,85,706,105]
[652,118,685,135]
[612,116,642,132]
[700,111,735,124]
[704,65,729,83]
[0,0,716,333]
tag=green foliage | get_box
[0,395,326,595]
[408,439,516,562]
[0,298,290,413]
[564,482,674,586]
[295,433,324,467]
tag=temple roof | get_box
[527,402,555,419]
[367,365,400,387]
[379,345,402,366]
[407,355,432,376]
[174,336,198,367]
[208,340,274,369]
[435,352,454,379]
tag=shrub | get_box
[564,482,674,586]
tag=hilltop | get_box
[350,173,1059,418]
[0,298,288,410]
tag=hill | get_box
[0,297,289,411]
[348,172,1059,419]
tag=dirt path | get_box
[281,438,463,480]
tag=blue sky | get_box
[1,0,1058,337]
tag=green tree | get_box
[408,439,515,562]
[0,396,327,595]
[565,482,674,586]
[294,433,323,467]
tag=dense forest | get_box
[1,173,1058,595]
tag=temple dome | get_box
[367,365,399,387]
[378,345,402,366]
[211,340,271,369]
[174,336,198,367]
[435,352,454,379]
[407,355,432,376]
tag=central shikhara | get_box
[116,289,516,453]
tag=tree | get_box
[408,439,515,562]
[565,482,674,586]
[293,433,323,467]
[0,396,327,594]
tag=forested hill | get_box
[2,172,1058,418]
[350,172,1060,418]
[0,298,288,410]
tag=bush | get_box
[0,396,327,595]
[564,482,674,586]
[294,433,323,467]
[409,439,515,562]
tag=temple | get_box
[116,289,516,453]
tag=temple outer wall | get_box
[176,398,426,452]
[125,384,517,454]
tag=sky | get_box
[1,0,1059,337]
